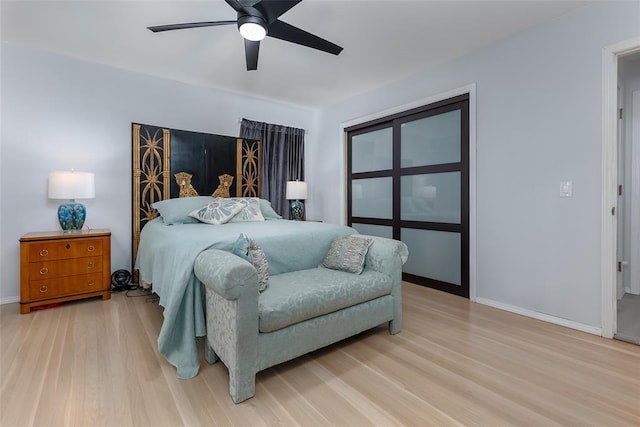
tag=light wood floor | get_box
[1,283,639,426]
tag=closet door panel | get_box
[400,110,461,167]
[401,172,461,224]
[401,228,461,287]
[352,128,392,173]
[351,177,393,219]
[351,223,393,239]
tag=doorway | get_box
[602,36,640,341]
[615,52,640,345]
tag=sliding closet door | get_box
[349,124,394,239]
[347,94,469,297]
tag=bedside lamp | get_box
[48,171,95,232]
[286,181,307,221]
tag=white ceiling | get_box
[1,0,593,108]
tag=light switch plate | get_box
[560,181,573,197]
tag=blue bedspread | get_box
[134,218,356,378]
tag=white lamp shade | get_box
[48,171,95,200]
[286,181,308,200]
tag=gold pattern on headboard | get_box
[174,172,199,198]
[236,138,262,197]
[212,174,234,198]
[132,125,262,273]
[132,124,171,265]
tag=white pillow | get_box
[228,198,265,223]
[189,198,247,225]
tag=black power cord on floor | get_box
[110,270,159,303]
[122,287,159,303]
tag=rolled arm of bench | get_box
[360,235,408,274]
[194,249,259,300]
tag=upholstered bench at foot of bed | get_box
[194,235,407,403]
[259,267,391,332]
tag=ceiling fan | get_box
[148,0,343,71]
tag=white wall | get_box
[309,1,640,329]
[0,42,316,302]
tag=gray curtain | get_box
[239,119,305,219]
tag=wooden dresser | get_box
[20,229,111,314]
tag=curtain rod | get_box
[237,118,309,135]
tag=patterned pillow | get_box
[228,198,265,223]
[322,235,373,274]
[248,240,269,292]
[231,233,269,292]
[188,198,247,225]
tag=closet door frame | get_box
[347,93,470,298]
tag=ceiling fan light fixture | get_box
[238,15,267,41]
[239,22,266,41]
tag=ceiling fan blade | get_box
[267,20,343,56]
[245,39,260,70]
[226,0,263,13]
[148,21,236,33]
[224,0,242,12]
[256,0,303,24]
[224,0,247,12]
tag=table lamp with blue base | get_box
[48,171,95,232]
[286,180,307,221]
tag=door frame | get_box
[340,84,477,300]
[631,91,640,295]
[601,37,640,338]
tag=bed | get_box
[132,123,358,378]
[135,205,356,378]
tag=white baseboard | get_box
[475,297,602,336]
[0,296,20,305]
[619,286,631,300]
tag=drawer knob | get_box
[87,245,95,252]
[88,279,95,287]
[39,249,49,257]
[39,267,49,275]
[39,285,48,293]
[87,262,95,269]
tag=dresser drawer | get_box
[28,273,104,300]
[28,256,103,279]
[27,238,103,261]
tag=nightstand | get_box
[19,229,111,314]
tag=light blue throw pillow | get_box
[231,232,250,258]
[152,196,214,225]
[259,199,282,220]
